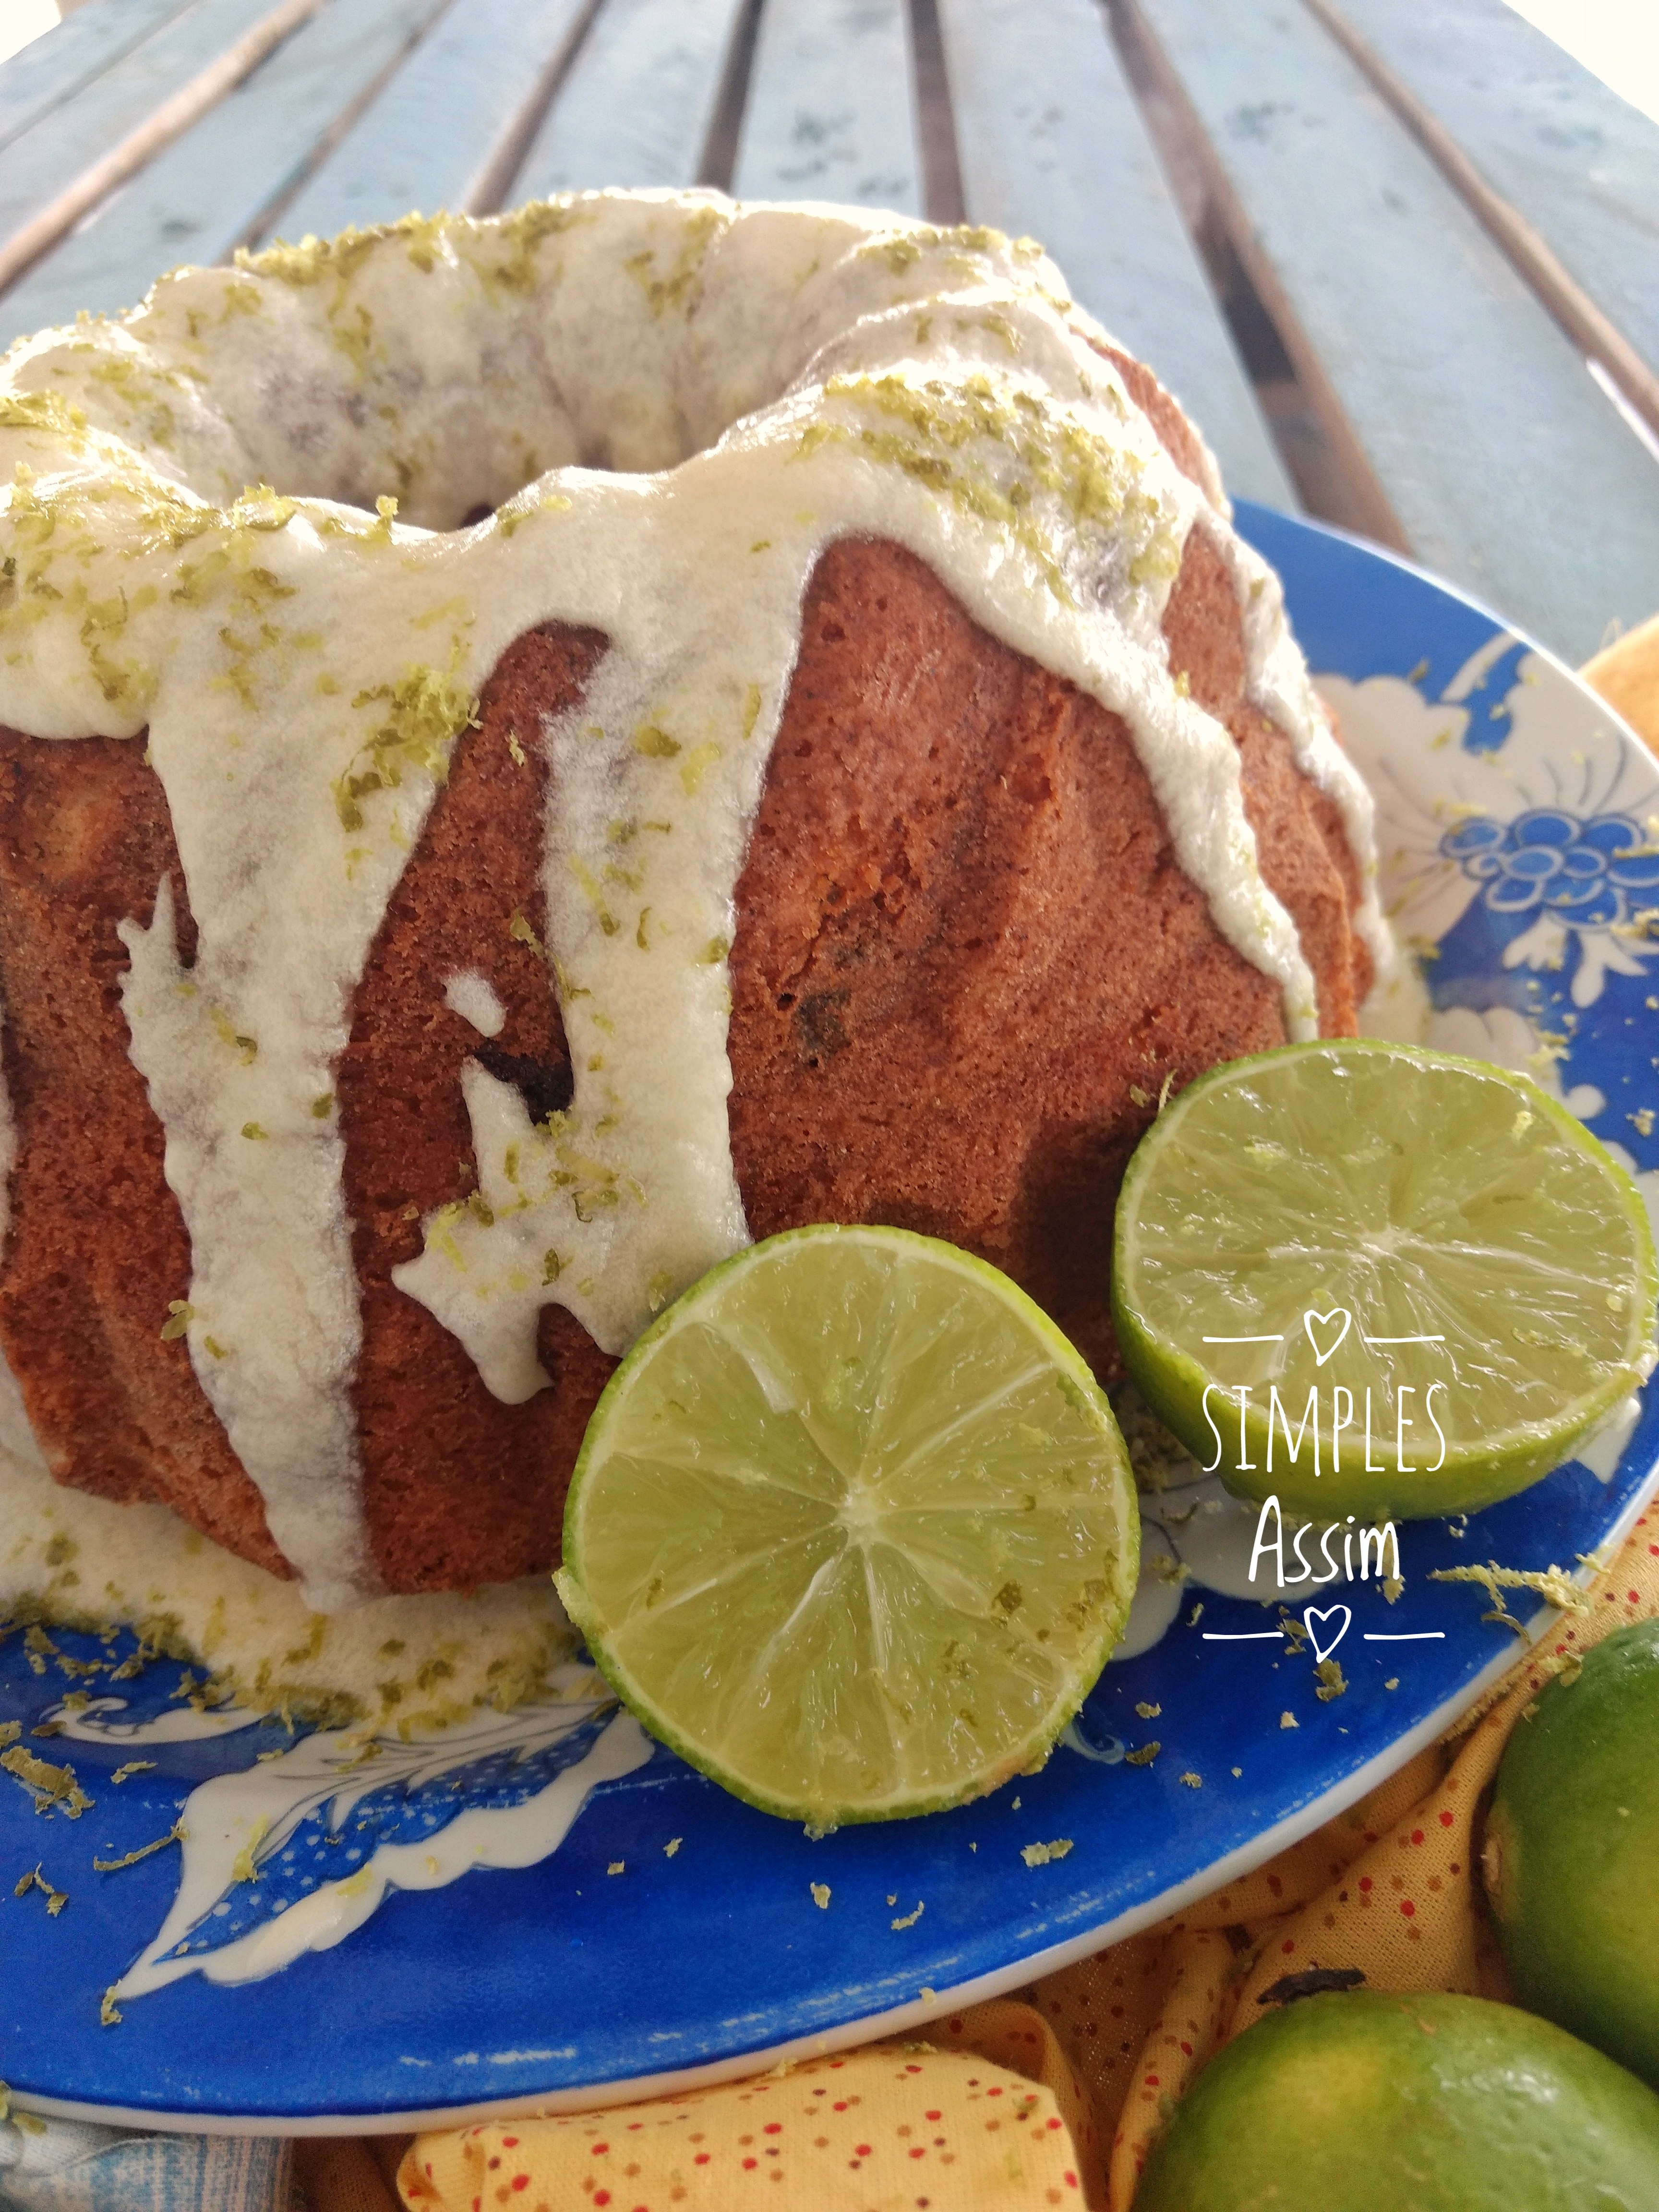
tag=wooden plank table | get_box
[0,0,1653,664]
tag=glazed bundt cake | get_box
[0,191,1392,1633]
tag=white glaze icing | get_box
[444,968,506,1036]
[0,1437,579,1725]
[0,191,1385,1605]
[88,1670,650,2000]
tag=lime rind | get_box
[557,1223,1139,1825]
[1112,1039,1659,1522]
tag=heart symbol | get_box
[1303,1605,1351,1664]
[1303,1307,1352,1367]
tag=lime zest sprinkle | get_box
[507,909,546,958]
[230,1813,271,1883]
[331,662,479,831]
[1,1744,92,1816]
[1429,1560,1592,1637]
[93,1819,185,1873]
[13,1863,67,1913]
[631,722,679,758]
[1021,1838,1074,1866]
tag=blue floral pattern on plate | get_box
[1442,809,1659,930]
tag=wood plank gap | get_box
[0,0,201,166]
[0,0,325,297]
[234,0,464,248]
[909,0,964,223]
[463,0,607,213]
[1301,0,1659,445]
[1106,0,1408,550]
[696,0,765,191]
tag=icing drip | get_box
[1221,529,1401,1010]
[0,192,1381,1603]
[444,969,506,1036]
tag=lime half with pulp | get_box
[554,1224,1139,1825]
[1113,1039,1657,1521]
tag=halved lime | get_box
[554,1224,1139,1825]
[1112,1039,1657,1521]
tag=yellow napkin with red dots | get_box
[276,1504,1659,2212]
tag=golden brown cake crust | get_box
[727,532,1368,1380]
[338,623,620,1594]
[0,732,288,1573]
[0,520,1372,1592]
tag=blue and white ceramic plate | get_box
[6,505,1659,2131]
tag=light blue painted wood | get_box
[0,0,451,346]
[937,0,1295,509]
[1139,0,1659,663]
[0,0,195,158]
[513,0,747,197]
[1334,0,1659,380]
[0,0,286,267]
[732,0,920,215]
[270,0,589,238]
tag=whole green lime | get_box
[1485,1616,1659,2085]
[1135,1989,1659,2211]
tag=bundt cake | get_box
[0,191,1393,1645]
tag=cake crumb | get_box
[1010,1796,1021,1809]
[1179,1772,1202,1789]
[110,1762,156,1786]
[1125,1741,1160,1766]
[664,1838,681,1857]
[1384,1678,1399,1692]
[810,1883,830,1909]
[1188,1602,1204,1626]
[1231,1767,1242,1778]
[1315,1659,1348,1702]
[891,1901,925,1930]
[919,1986,937,2005]
[1135,1702,1161,1719]
[607,1861,625,1876]
[1280,1711,1298,1730]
